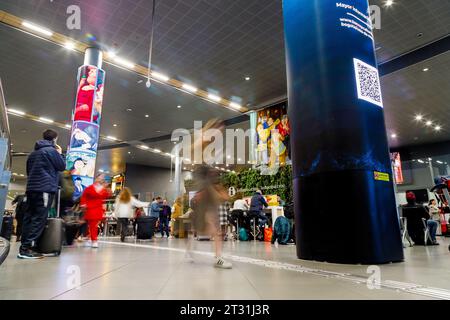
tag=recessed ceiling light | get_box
[145,114,149,118]
[385,0,394,7]
[208,94,222,102]
[39,117,54,123]
[113,124,118,127]
[435,126,442,131]
[182,84,198,93]
[126,108,133,112]
[64,42,75,51]
[128,152,131,154]
[245,76,251,81]
[183,167,187,170]
[426,121,433,126]
[151,72,169,82]
[391,134,397,138]
[137,79,143,84]
[415,114,423,121]
[423,68,429,72]
[177,105,182,109]
[22,21,53,36]
[113,56,135,69]
[229,102,242,110]
[417,159,424,163]
[8,108,25,115]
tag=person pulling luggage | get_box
[18,129,65,259]
[112,188,149,242]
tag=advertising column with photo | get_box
[66,65,105,188]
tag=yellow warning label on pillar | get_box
[374,171,390,182]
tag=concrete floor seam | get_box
[49,259,140,300]
[99,240,450,300]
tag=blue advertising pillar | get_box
[283,0,404,264]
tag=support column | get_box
[174,144,182,199]
[283,0,404,263]
[66,47,105,188]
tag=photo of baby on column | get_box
[67,65,105,187]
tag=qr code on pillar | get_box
[353,58,383,108]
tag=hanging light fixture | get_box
[146,0,157,88]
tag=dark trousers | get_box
[159,216,169,237]
[20,192,55,251]
[118,218,129,239]
[15,213,24,240]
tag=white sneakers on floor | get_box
[84,240,99,248]
[214,257,232,269]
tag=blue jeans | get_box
[427,220,438,242]
[159,216,169,237]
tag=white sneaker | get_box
[91,241,99,248]
[84,240,92,247]
[214,257,232,269]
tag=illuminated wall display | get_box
[283,0,403,264]
[67,49,105,187]
[391,152,404,185]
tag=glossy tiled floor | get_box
[1,235,449,300]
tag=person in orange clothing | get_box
[80,173,111,248]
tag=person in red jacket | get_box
[80,173,111,248]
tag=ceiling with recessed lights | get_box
[0,0,449,177]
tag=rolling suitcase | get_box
[0,214,14,241]
[136,216,156,240]
[37,189,64,256]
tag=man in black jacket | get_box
[18,129,65,259]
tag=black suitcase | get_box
[37,189,64,256]
[136,216,156,240]
[0,215,14,241]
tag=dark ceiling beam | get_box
[378,35,450,76]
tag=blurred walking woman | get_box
[113,188,149,242]
[189,119,232,269]
[80,174,111,248]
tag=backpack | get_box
[273,216,291,245]
[60,171,75,201]
[239,227,248,241]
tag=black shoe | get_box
[17,249,44,259]
[120,235,125,242]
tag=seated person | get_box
[233,194,249,211]
[249,190,269,228]
[402,192,439,245]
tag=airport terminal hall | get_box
[1,0,450,302]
